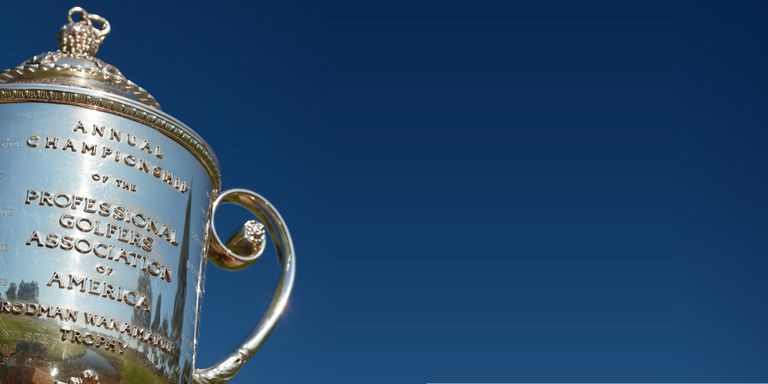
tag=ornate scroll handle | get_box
[194,189,296,384]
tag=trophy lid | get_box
[0,7,160,109]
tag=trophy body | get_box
[0,91,212,383]
[0,8,295,384]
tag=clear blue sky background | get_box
[3,1,768,383]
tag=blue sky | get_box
[3,1,768,383]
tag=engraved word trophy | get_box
[0,7,295,384]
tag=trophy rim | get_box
[0,83,222,191]
[0,51,160,110]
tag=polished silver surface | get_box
[0,100,213,384]
[0,7,295,384]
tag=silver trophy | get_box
[0,7,295,384]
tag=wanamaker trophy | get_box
[0,7,296,384]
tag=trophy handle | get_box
[194,189,296,384]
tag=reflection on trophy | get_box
[0,6,295,384]
[54,369,99,384]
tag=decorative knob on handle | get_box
[58,7,110,57]
[226,220,267,260]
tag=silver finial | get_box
[58,7,110,57]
